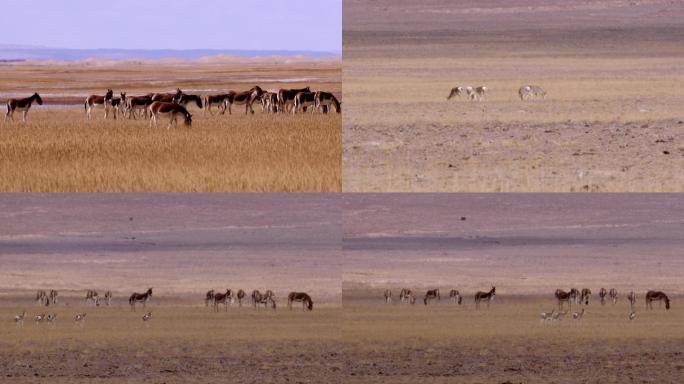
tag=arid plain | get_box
[342,194,684,383]
[0,60,341,192]
[0,194,342,383]
[343,0,684,192]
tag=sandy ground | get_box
[343,194,684,294]
[0,305,342,384]
[341,193,684,382]
[341,298,684,384]
[0,194,341,303]
[343,0,684,191]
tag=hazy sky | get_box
[0,0,341,52]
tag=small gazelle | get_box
[142,312,152,322]
[572,308,585,320]
[629,311,637,321]
[34,313,46,322]
[540,309,555,322]
[74,313,87,322]
[14,311,26,325]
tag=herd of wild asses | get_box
[12,288,314,326]
[447,84,547,101]
[4,86,341,125]
[382,286,672,321]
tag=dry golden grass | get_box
[0,109,341,192]
[0,61,341,192]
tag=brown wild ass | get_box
[5,92,43,122]
[85,89,113,120]
[287,292,314,311]
[149,102,192,129]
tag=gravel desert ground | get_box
[343,0,684,192]
[342,193,684,382]
[0,194,342,383]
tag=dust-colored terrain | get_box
[0,304,342,384]
[0,61,341,192]
[343,0,684,192]
[342,193,684,382]
[342,295,684,384]
[0,194,341,383]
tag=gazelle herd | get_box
[4,85,340,125]
[446,84,547,102]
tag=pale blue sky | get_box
[0,0,341,52]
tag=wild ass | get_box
[449,289,463,304]
[149,102,192,129]
[293,91,316,114]
[645,291,670,310]
[226,86,263,114]
[287,292,314,311]
[129,288,152,311]
[474,286,496,309]
[85,89,113,119]
[5,92,43,122]
[423,289,440,305]
[203,94,231,115]
[278,87,310,113]
[314,91,341,113]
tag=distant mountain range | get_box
[0,45,340,61]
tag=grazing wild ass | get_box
[645,290,670,310]
[278,87,310,113]
[287,292,314,311]
[149,102,192,129]
[314,91,341,113]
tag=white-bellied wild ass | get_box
[599,288,608,305]
[423,289,440,305]
[287,292,314,311]
[278,87,310,113]
[5,92,43,122]
[399,288,414,304]
[609,288,618,304]
[237,289,246,307]
[261,92,279,113]
[383,289,392,304]
[85,89,113,120]
[129,288,152,311]
[645,290,670,310]
[176,93,203,109]
[47,290,58,306]
[205,289,215,307]
[314,91,341,113]
[213,289,233,312]
[103,290,112,306]
[628,291,637,309]
[252,289,276,310]
[293,91,316,114]
[125,95,153,119]
[85,290,99,305]
[36,290,47,306]
[149,102,192,129]
[555,289,576,310]
[150,88,183,103]
[449,289,463,304]
[228,86,264,114]
[580,288,592,305]
[474,286,496,309]
[519,85,547,100]
[203,94,231,115]
[106,92,126,119]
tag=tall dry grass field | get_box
[0,61,341,192]
[0,110,340,192]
